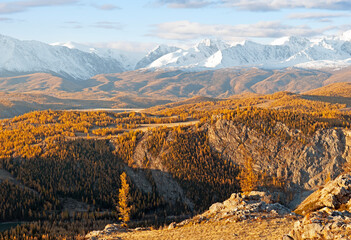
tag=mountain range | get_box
[2,31,351,80]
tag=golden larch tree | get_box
[237,157,259,193]
[118,172,131,227]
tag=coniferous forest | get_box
[1,92,351,239]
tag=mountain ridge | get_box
[2,32,351,80]
[0,34,126,80]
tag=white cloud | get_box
[154,0,351,10]
[149,20,332,41]
[0,17,11,21]
[221,0,351,11]
[91,41,157,54]
[288,12,350,20]
[92,21,124,30]
[153,0,214,8]
[0,0,78,14]
[93,4,121,11]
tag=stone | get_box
[168,222,176,229]
[185,191,293,225]
[295,174,351,216]
[287,175,351,239]
[287,208,351,240]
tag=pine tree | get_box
[118,172,131,227]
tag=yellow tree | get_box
[118,172,131,227]
[237,157,259,193]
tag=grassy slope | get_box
[97,218,295,240]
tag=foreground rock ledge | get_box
[287,174,351,240]
[295,174,351,216]
[287,207,351,240]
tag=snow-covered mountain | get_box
[51,41,142,71]
[137,31,351,71]
[135,44,180,69]
[0,35,125,79]
[2,31,351,80]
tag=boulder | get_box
[176,191,294,227]
[85,224,127,239]
[295,174,351,216]
[286,174,351,239]
[288,208,351,240]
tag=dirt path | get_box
[135,120,200,132]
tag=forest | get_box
[1,91,351,239]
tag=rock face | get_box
[117,131,195,210]
[208,119,351,195]
[295,174,351,216]
[176,191,294,227]
[113,119,351,210]
[286,174,351,240]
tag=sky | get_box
[1,0,351,53]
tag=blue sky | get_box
[1,0,351,52]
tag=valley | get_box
[4,2,351,239]
[1,88,351,239]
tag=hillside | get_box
[305,82,351,97]
[1,90,351,238]
[2,68,351,119]
[0,90,171,119]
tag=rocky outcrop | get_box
[85,224,128,240]
[286,174,351,239]
[208,119,351,193]
[115,130,195,209]
[288,208,351,240]
[295,174,351,216]
[175,191,295,227]
[116,119,351,210]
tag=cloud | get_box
[61,21,83,29]
[92,21,124,30]
[0,0,78,14]
[153,0,214,8]
[221,0,351,11]
[288,12,350,21]
[153,0,351,10]
[93,4,121,11]
[91,41,157,54]
[0,17,11,21]
[149,20,333,41]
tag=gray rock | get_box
[295,174,351,216]
[168,222,176,229]
[181,191,293,226]
[208,119,351,196]
[288,207,351,240]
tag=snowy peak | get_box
[139,31,351,70]
[135,44,180,69]
[51,42,138,71]
[339,30,351,41]
[2,31,351,79]
[0,35,125,79]
[195,38,230,51]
